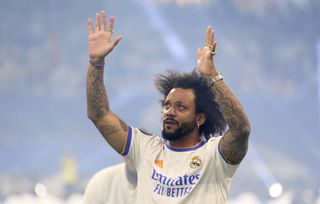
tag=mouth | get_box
[163,118,178,129]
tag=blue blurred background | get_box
[0,0,319,203]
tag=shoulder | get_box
[131,127,161,141]
[138,128,153,136]
[207,135,222,145]
[130,127,163,149]
[89,163,126,183]
[200,136,223,154]
[132,127,155,137]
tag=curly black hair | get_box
[155,70,226,140]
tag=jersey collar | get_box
[164,140,205,152]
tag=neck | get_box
[168,129,201,148]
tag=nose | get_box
[163,105,176,117]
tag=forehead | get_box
[165,88,195,103]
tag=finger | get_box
[105,16,115,34]
[87,19,94,34]
[198,48,204,58]
[208,27,213,45]
[198,48,205,61]
[108,16,115,31]
[112,36,122,48]
[197,48,204,65]
[213,41,217,52]
[101,10,107,31]
[211,28,215,45]
[205,26,210,45]
[95,13,101,31]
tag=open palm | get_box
[197,26,218,78]
[87,11,122,60]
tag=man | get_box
[83,157,137,204]
[86,10,250,204]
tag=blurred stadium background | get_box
[0,0,319,203]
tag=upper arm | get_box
[91,111,129,154]
[219,126,250,165]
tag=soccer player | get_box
[86,10,250,203]
[83,157,137,204]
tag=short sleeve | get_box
[124,127,162,170]
[208,136,239,179]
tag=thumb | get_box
[198,48,204,59]
[112,35,122,48]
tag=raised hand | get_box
[197,26,218,78]
[87,10,122,61]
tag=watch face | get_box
[210,73,223,86]
[214,74,223,81]
[216,74,223,80]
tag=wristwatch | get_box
[210,73,223,86]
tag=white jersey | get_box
[122,127,239,204]
[83,163,136,204]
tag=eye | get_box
[177,104,187,111]
[163,102,171,110]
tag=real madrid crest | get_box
[190,156,202,169]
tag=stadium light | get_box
[268,182,283,198]
[34,183,47,198]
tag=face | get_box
[162,88,199,141]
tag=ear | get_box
[196,113,206,126]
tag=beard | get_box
[162,119,197,141]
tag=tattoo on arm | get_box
[86,66,129,153]
[100,124,119,136]
[213,82,250,164]
[97,117,129,151]
[119,118,128,132]
[87,67,109,118]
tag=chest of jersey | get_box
[139,142,212,199]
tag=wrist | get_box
[193,67,223,86]
[89,58,105,69]
[90,57,105,64]
[195,67,219,80]
[202,71,219,80]
[209,73,223,86]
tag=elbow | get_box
[239,120,251,139]
[87,113,97,123]
[87,111,102,124]
[242,124,251,137]
[87,110,110,124]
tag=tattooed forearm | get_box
[213,81,250,134]
[87,66,110,119]
[96,117,129,149]
[86,65,129,153]
[213,81,250,164]
[100,118,128,136]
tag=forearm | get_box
[197,26,250,163]
[212,80,250,135]
[200,67,250,163]
[212,79,250,164]
[86,64,110,121]
[86,63,129,153]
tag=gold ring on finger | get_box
[206,44,213,49]
[106,28,114,34]
[210,50,216,56]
